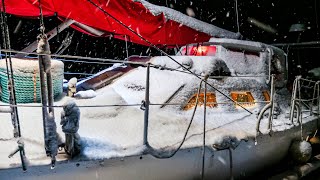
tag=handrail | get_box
[288,77,320,141]
[256,75,275,137]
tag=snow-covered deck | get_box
[0,54,319,179]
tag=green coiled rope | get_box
[0,69,63,103]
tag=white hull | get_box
[0,118,318,180]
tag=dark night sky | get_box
[2,0,320,81]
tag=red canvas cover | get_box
[1,0,216,46]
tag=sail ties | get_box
[37,0,58,169]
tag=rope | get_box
[37,0,58,168]
[1,0,26,171]
[33,69,37,103]
[0,70,63,103]
[0,101,272,108]
[64,72,94,76]
[234,0,240,33]
[0,103,142,108]
[59,58,115,65]
[1,49,268,79]
[38,0,45,36]
[1,49,146,66]
[1,0,21,136]
[151,101,270,106]
[315,0,319,39]
[148,80,203,158]
[201,75,208,180]
[229,148,234,180]
[85,0,253,115]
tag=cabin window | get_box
[181,45,217,56]
[230,91,255,107]
[262,91,270,102]
[183,92,217,110]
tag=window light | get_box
[183,92,217,110]
[230,91,255,108]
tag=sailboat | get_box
[0,0,319,179]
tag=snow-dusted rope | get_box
[0,0,21,137]
[38,0,45,36]
[37,0,58,169]
[0,0,26,171]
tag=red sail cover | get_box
[1,0,236,46]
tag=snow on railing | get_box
[290,77,320,123]
[289,77,320,141]
[255,75,276,138]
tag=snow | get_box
[76,63,125,87]
[289,140,312,163]
[135,0,240,39]
[74,90,97,99]
[209,37,264,48]
[0,58,64,76]
[111,66,188,106]
[0,54,317,170]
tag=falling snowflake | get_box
[186,8,195,17]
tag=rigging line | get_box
[1,0,26,172]
[0,104,142,108]
[38,0,45,35]
[0,101,270,108]
[85,0,253,114]
[56,58,115,65]
[1,0,21,136]
[201,76,208,180]
[234,0,240,33]
[64,72,95,76]
[0,49,147,66]
[0,49,271,78]
[0,6,11,84]
[165,114,251,148]
[150,64,269,78]
[149,80,203,159]
[150,101,269,106]
[315,0,319,39]
[0,49,269,78]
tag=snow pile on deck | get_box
[74,90,97,99]
[111,66,188,105]
[0,57,308,169]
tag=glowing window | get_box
[184,92,217,110]
[230,91,255,107]
[181,45,217,56]
[262,91,270,102]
